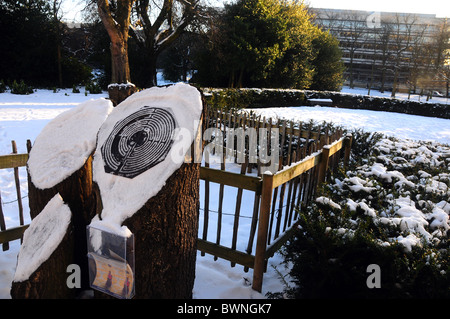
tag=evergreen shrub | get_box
[10,80,33,95]
[269,129,450,299]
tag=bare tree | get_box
[337,10,368,88]
[376,21,393,93]
[433,19,450,97]
[129,0,204,87]
[406,21,428,98]
[389,13,418,98]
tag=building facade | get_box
[311,8,450,96]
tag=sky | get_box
[61,0,450,23]
[60,0,85,23]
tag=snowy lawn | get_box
[340,86,450,105]
[249,106,450,145]
[0,86,449,299]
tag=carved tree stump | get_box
[91,83,204,299]
[12,99,113,298]
[27,156,96,292]
[11,195,75,299]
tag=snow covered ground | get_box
[340,86,450,105]
[0,85,449,299]
[249,105,450,145]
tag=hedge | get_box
[202,88,450,119]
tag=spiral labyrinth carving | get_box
[101,106,177,179]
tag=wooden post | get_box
[121,161,200,299]
[317,145,331,186]
[252,171,274,293]
[344,133,353,169]
[11,194,76,299]
[0,190,8,251]
[11,141,24,229]
[20,155,96,296]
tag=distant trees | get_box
[192,0,344,90]
[0,0,58,87]
[432,19,450,97]
[0,0,93,88]
[129,0,204,87]
[310,30,345,91]
[333,11,367,89]
[0,0,345,92]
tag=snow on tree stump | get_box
[11,194,74,299]
[107,83,137,106]
[90,83,204,298]
[16,99,113,297]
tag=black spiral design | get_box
[101,107,177,179]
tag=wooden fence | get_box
[197,108,352,292]
[0,108,352,293]
[0,140,30,251]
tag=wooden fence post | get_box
[0,191,8,251]
[317,145,331,186]
[11,141,24,229]
[344,133,353,169]
[252,171,274,293]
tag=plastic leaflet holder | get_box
[86,225,135,299]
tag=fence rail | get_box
[0,108,352,292]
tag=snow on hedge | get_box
[27,98,113,189]
[13,194,71,282]
[315,137,450,252]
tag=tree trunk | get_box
[349,52,355,89]
[122,161,200,298]
[10,219,76,299]
[97,0,135,103]
[110,40,131,84]
[107,83,137,106]
[147,53,158,87]
[107,40,136,105]
[391,67,399,98]
[380,67,386,93]
[27,155,97,293]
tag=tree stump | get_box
[91,83,204,298]
[11,195,75,299]
[12,99,113,298]
[27,155,96,292]
[122,161,200,298]
[108,83,137,106]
